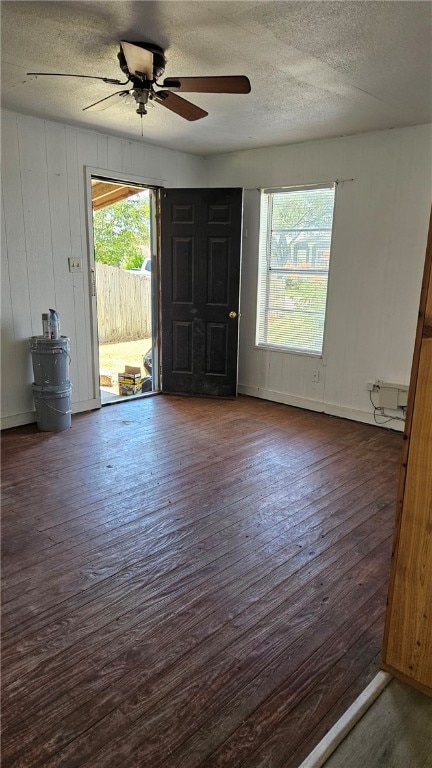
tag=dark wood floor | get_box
[1,395,402,768]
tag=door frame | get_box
[84,166,165,405]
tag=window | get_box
[256,184,336,355]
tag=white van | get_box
[141,256,151,277]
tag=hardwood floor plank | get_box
[1,456,392,614]
[284,652,383,768]
[2,494,393,719]
[49,587,387,768]
[185,590,388,768]
[1,395,401,768]
[222,622,385,768]
[166,632,385,768]
[1,457,396,638]
[2,525,392,765]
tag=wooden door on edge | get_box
[382,209,432,695]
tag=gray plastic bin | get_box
[32,382,72,432]
[30,336,70,387]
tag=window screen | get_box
[256,184,335,355]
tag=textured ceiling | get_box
[1,1,431,155]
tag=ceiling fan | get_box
[28,41,251,124]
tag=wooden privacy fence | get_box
[96,263,152,343]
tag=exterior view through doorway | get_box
[90,178,157,405]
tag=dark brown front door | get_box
[160,188,243,397]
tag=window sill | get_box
[254,344,323,359]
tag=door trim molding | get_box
[297,672,392,768]
[84,167,166,404]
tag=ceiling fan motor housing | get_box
[118,42,167,82]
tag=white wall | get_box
[2,114,431,431]
[1,111,205,428]
[205,125,432,429]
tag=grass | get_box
[99,337,152,394]
[266,313,323,352]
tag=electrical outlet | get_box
[312,370,319,383]
[68,257,82,273]
[366,381,376,391]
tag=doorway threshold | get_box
[100,389,160,406]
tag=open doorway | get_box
[90,178,158,404]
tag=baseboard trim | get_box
[324,402,404,431]
[1,399,100,430]
[297,671,392,768]
[238,385,323,413]
[0,411,37,430]
[238,385,404,431]
[72,398,101,415]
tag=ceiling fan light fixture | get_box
[132,89,149,116]
[28,40,251,124]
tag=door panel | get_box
[160,188,243,397]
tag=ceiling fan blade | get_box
[120,41,153,79]
[155,91,208,121]
[162,75,251,94]
[27,72,126,85]
[83,90,132,112]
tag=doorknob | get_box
[228,311,238,319]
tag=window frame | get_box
[255,182,337,358]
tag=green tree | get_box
[272,188,334,237]
[272,189,334,254]
[269,187,334,271]
[93,193,150,269]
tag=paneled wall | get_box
[1,111,205,428]
[206,125,432,428]
[2,114,431,430]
